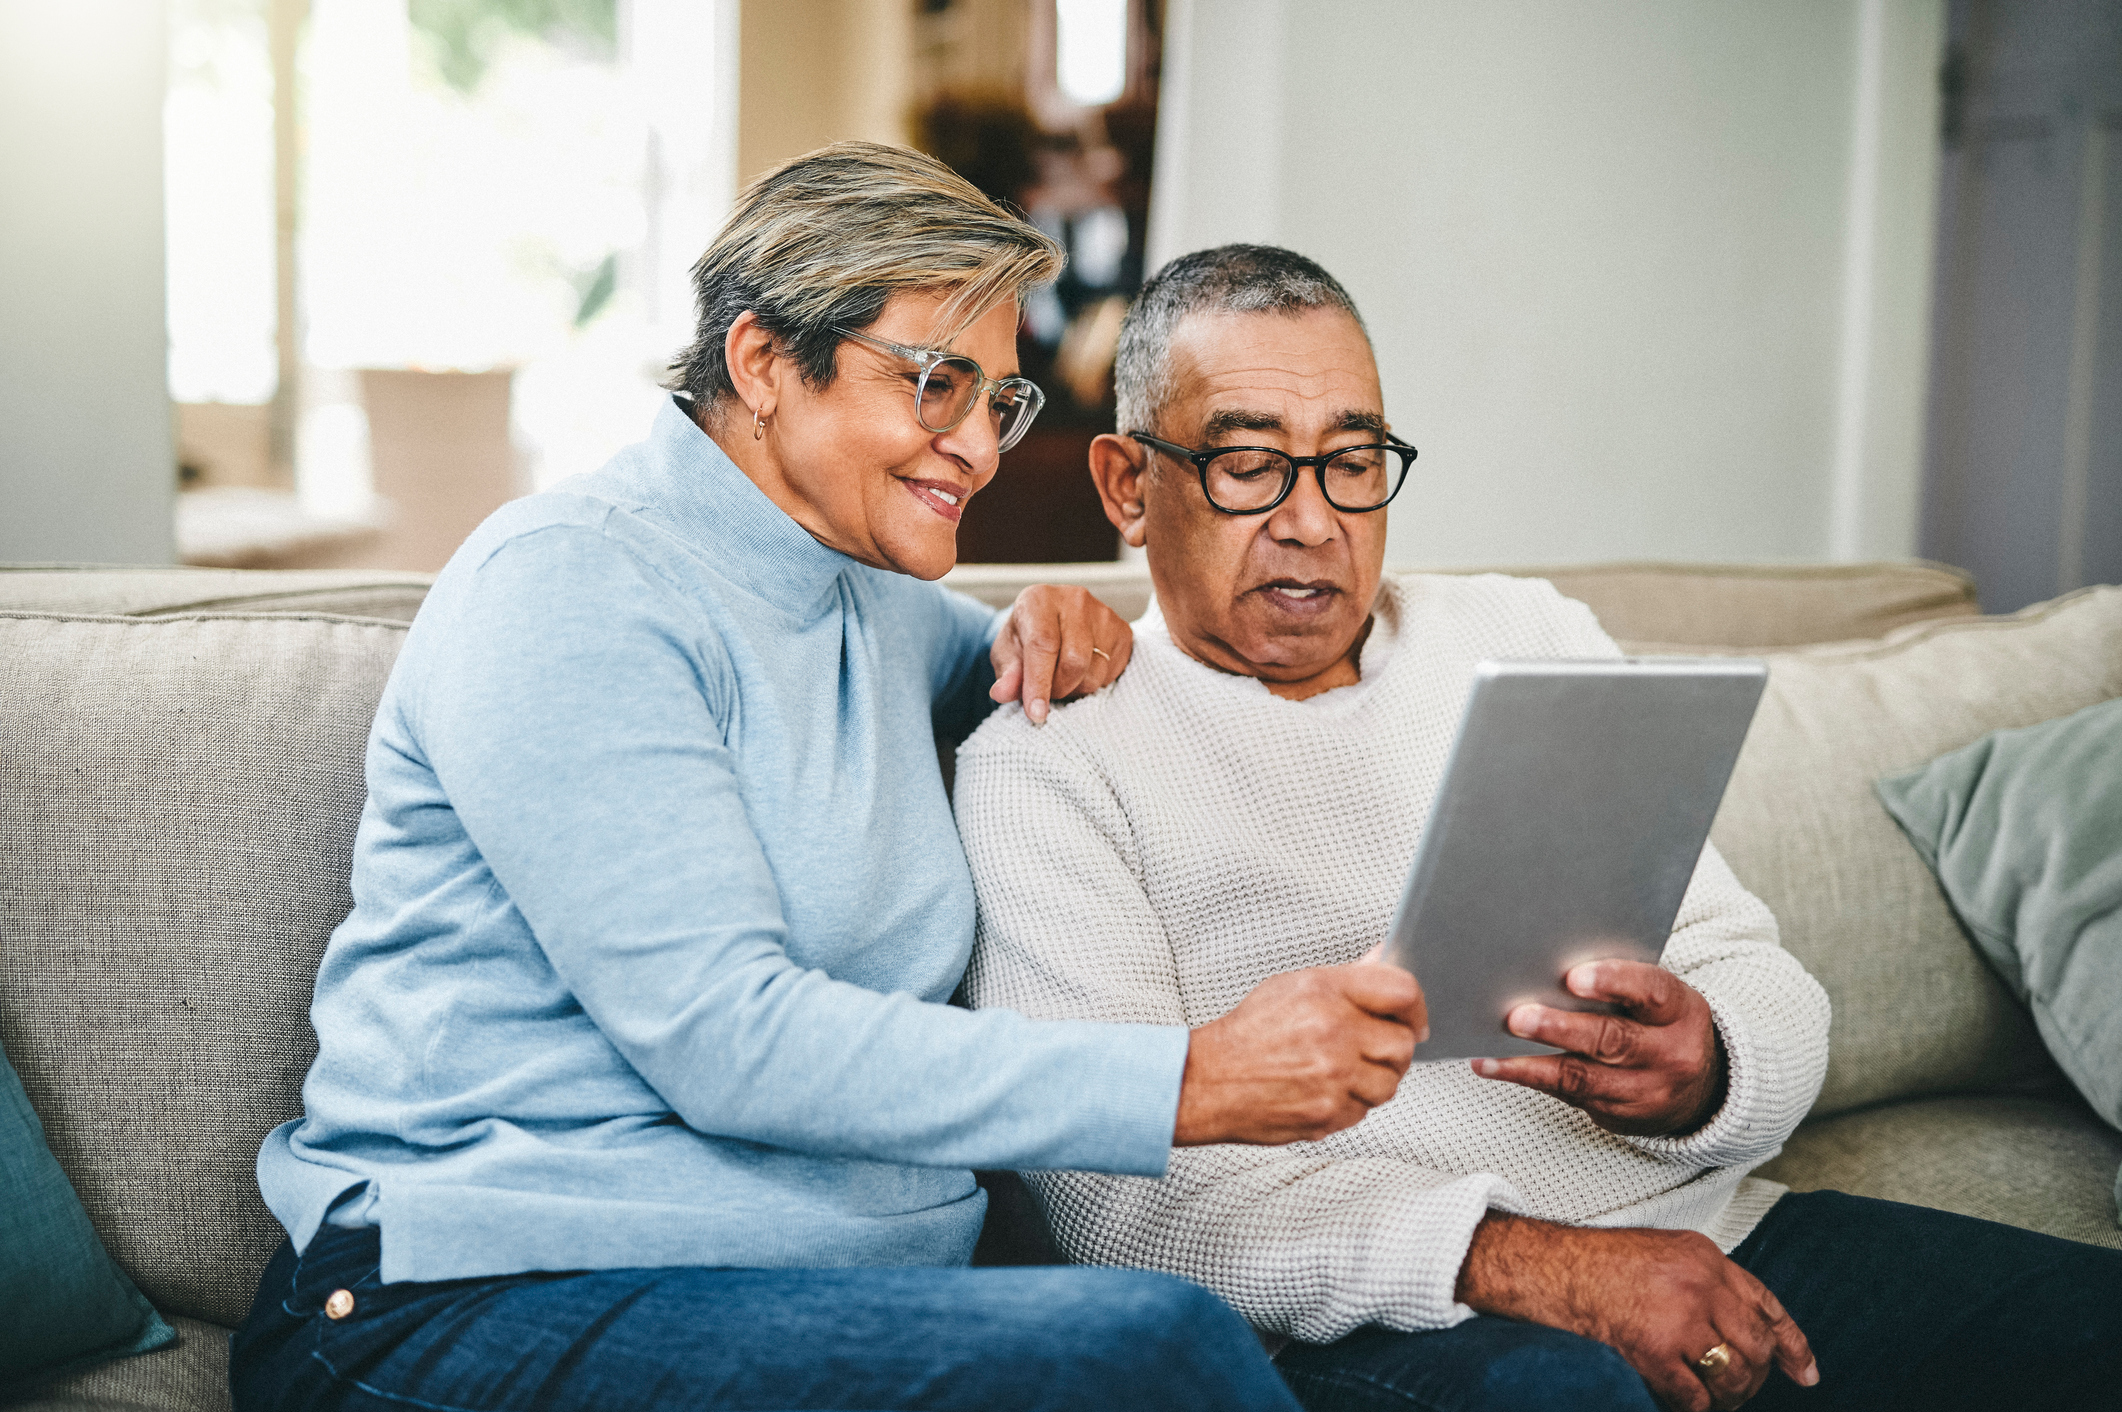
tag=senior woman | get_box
[230,144,1420,1412]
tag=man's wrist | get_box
[1454,1211,1579,1325]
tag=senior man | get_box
[957,244,2122,1412]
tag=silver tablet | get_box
[1383,658,1767,1060]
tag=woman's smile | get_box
[902,476,970,522]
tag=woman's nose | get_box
[935,403,1003,478]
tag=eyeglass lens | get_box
[915,357,1041,450]
[1203,445,1407,512]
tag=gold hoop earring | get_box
[752,405,769,440]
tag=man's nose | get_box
[1263,466,1339,547]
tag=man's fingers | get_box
[1473,1054,1585,1100]
[1353,1014,1417,1073]
[1347,1052,1406,1108]
[1763,1296,1820,1388]
[1645,1361,1713,1412]
[1504,1003,1645,1066]
[1336,961,1426,1033]
[1473,1053,1640,1112]
[1701,1317,1775,1409]
[1565,959,1689,1025]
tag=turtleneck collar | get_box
[613,395,854,621]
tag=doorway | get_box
[1920,0,2122,612]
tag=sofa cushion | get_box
[1,1039,174,1387]
[5,1315,233,1412]
[940,559,1980,650]
[1757,1094,2122,1249]
[1461,559,1981,647]
[0,611,406,1329]
[0,567,433,624]
[1877,697,2122,1137]
[1710,587,2122,1117]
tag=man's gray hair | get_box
[1113,244,1369,436]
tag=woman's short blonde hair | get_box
[669,141,1063,423]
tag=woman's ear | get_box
[722,310,782,423]
[1087,433,1150,549]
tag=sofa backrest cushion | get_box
[0,610,405,1328]
[1710,586,2122,1117]
[7,559,1978,650]
[940,559,1980,649]
[1496,560,1980,648]
[0,567,434,624]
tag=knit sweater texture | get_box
[958,573,1832,1342]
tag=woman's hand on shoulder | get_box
[989,585,1133,725]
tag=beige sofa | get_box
[3,559,2117,1412]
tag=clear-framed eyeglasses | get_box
[835,327,1047,453]
[1129,431,1417,514]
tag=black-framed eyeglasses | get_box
[1129,431,1417,514]
[836,327,1047,453]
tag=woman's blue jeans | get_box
[229,1223,1302,1412]
[1274,1190,2122,1412]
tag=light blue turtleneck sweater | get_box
[258,398,1189,1284]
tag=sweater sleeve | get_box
[958,723,1524,1340]
[409,526,1186,1176]
[1534,578,1833,1166]
[1623,845,1832,1167]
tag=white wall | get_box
[1149,0,1943,568]
[0,0,175,565]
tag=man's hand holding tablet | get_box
[1473,958,1727,1136]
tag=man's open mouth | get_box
[1256,580,1341,610]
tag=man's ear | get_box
[723,310,784,424]
[1088,433,1150,548]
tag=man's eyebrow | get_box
[1202,409,1285,439]
[1199,408,1386,439]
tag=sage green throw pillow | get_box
[1876,696,2122,1161]
[0,1039,175,1387]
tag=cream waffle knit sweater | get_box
[957,572,1831,1343]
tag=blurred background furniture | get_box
[3,559,2117,1411]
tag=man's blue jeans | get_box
[228,1223,1302,1412]
[1273,1190,2122,1411]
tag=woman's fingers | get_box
[989,586,1135,724]
[1091,629,1132,692]
[987,657,1023,705]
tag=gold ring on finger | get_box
[1090,646,1111,662]
[1695,1343,1733,1377]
